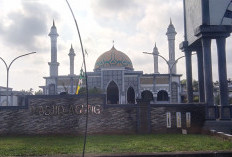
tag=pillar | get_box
[216,37,230,119]
[201,38,214,105]
[196,47,205,103]
[216,37,229,106]
[185,50,193,103]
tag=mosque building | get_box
[39,20,182,104]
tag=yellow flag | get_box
[75,68,84,95]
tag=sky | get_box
[0,0,232,92]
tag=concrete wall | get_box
[0,95,206,135]
[150,104,205,134]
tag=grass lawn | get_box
[0,134,231,156]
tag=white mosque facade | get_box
[40,21,182,104]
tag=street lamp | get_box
[0,52,36,106]
[143,52,185,103]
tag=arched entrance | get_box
[127,87,135,104]
[157,90,169,101]
[107,81,119,104]
[141,90,153,101]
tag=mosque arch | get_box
[141,90,153,101]
[157,90,169,101]
[127,86,135,104]
[107,81,119,104]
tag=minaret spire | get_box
[69,44,76,76]
[48,20,59,77]
[166,19,177,74]
[153,42,159,74]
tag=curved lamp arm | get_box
[8,52,36,70]
[0,57,8,69]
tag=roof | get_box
[94,46,133,71]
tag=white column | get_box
[48,20,59,77]
[68,44,76,76]
[153,43,159,74]
[166,19,177,74]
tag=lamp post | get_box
[143,52,185,103]
[0,52,36,106]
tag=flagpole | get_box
[65,1,89,157]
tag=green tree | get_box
[193,96,199,102]
[20,88,34,95]
[192,80,199,92]
[34,89,43,95]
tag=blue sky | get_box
[0,0,232,91]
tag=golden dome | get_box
[94,46,133,71]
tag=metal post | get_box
[143,52,186,103]
[6,68,9,106]
[0,52,36,106]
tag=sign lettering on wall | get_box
[30,104,102,116]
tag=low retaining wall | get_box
[150,104,205,134]
[0,95,206,135]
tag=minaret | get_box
[166,19,177,74]
[48,20,59,76]
[153,43,159,74]
[68,44,76,75]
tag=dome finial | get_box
[53,19,55,26]
[170,18,172,25]
[111,40,116,50]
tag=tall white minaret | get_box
[166,19,177,74]
[48,20,59,76]
[68,44,76,75]
[153,43,159,74]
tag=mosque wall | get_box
[0,95,205,135]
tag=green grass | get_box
[0,134,231,156]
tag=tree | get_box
[34,89,43,95]
[192,80,199,92]
[180,79,198,92]
[20,88,34,95]
[193,96,199,102]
